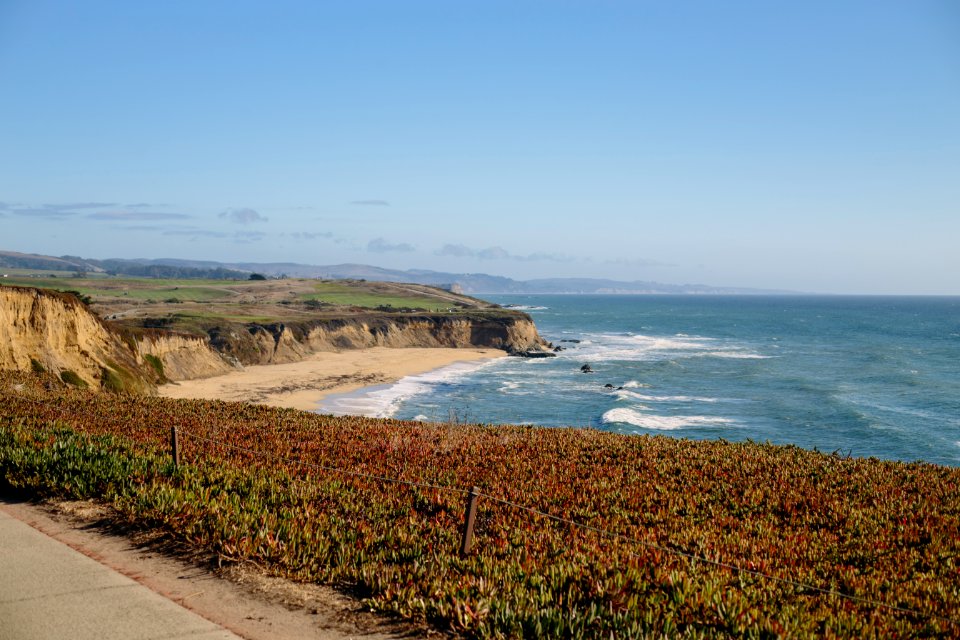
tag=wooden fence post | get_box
[170,426,180,467]
[460,486,480,556]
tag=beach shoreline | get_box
[156,347,506,412]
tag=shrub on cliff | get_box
[59,370,88,388]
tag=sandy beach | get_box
[157,347,505,412]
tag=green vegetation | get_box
[300,281,455,312]
[100,367,126,393]
[63,289,93,305]
[124,287,233,302]
[1,275,489,339]
[1,373,957,638]
[143,354,166,381]
[58,370,88,388]
[29,359,45,373]
[0,276,235,301]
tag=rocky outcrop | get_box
[0,286,155,392]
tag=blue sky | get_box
[0,1,957,293]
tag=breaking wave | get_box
[601,408,735,431]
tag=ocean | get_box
[319,295,960,467]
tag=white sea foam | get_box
[317,359,498,418]
[601,408,734,430]
[498,380,536,396]
[569,332,768,362]
[614,389,718,403]
[709,353,772,360]
[621,380,650,388]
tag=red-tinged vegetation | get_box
[1,371,958,638]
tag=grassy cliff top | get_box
[1,272,507,335]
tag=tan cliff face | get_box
[1,286,550,388]
[0,286,155,391]
[0,286,237,387]
[135,332,238,380]
[206,314,550,366]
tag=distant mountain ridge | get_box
[0,250,796,295]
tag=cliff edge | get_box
[0,286,158,392]
[1,285,551,390]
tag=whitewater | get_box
[319,295,960,466]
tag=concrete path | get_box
[0,507,241,640]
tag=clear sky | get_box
[1,1,957,293]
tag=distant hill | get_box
[0,250,106,273]
[1,250,796,294]
[0,251,246,280]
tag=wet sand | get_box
[157,347,505,412]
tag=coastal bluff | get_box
[0,285,549,391]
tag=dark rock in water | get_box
[513,349,557,358]
[561,339,581,343]
[604,383,614,389]
[553,345,564,352]
[617,386,624,390]
[580,364,594,373]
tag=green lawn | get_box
[120,287,235,302]
[300,282,456,311]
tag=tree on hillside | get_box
[248,273,267,280]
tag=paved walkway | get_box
[0,507,241,640]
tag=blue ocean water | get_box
[320,296,960,466]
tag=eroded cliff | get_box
[206,313,550,366]
[1,286,551,389]
[0,286,158,392]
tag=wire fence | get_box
[4,392,958,627]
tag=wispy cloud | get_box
[521,252,577,263]
[8,201,123,219]
[436,243,574,263]
[368,237,415,253]
[219,207,268,224]
[234,231,267,243]
[111,223,228,240]
[162,228,228,238]
[43,202,116,210]
[88,211,191,221]
[351,199,390,206]
[12,208,80,219]
[435,243,475,258]
[289,231,334,240]
[478,246,511,260]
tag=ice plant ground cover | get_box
[1,372,958,638]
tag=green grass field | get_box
[300,281,458,312]
[1,275,466,313]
